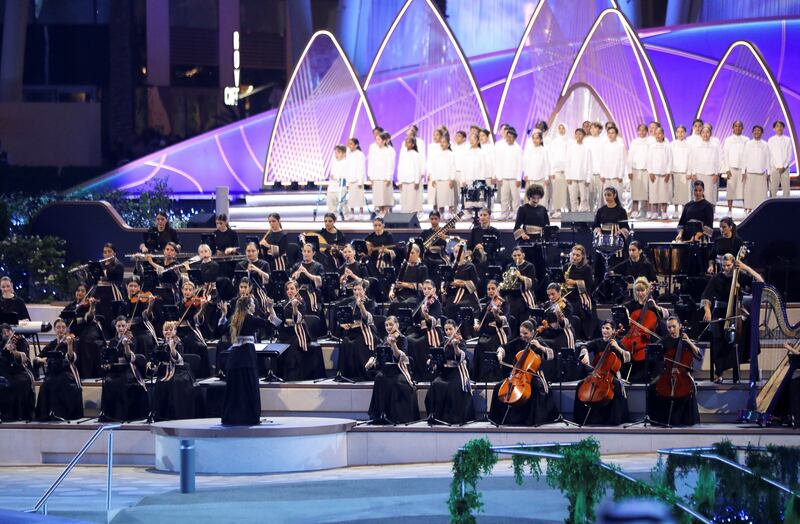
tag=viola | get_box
[576,327,625,406]
[621,286,659,362]
[654,335,695,399]
[497,321,548,406]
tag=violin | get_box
[576,327,625,406]
[131,292,158,304]
[497,321,548,406]
[620,285,660,362]
[655,333,696,400]
[184,296,208,308]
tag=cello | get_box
[655,332,696,400]
[621,283,660,362]
[577,327,625,406]
[497,321,547,406]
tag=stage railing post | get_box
[180,439,196,494]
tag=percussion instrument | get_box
[593,233,624,254]
[649,242,687,276]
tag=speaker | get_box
[187,212,216,228]
[382,212,420,229]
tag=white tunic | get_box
[461,146,486,185]
[494,141,523,181]
[523,145,550,182]
[722,133,749,171]
[548,134,569,173]
[598,139,627,180]
[397,149,423,184]
[628,137,649,170]
[427,142,442,177]
[329,156,346,189]
[345,149,366,184]
[768,134,793,169]
[429,148,456,181]
[646,141,672,175]
[415,137,426,175]
[453,141,469,175]
[742,139,770,174]
[585,134,605,174]
[688,140,722,175]
[669,139,690,172]
[480,141,495,179]
[565,142,592,182]
[368,145,395,182]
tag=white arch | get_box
[263,30,377,187]
[348,0,492,140]
[561,8,675,139]
[696,40,798,176]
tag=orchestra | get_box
[1,118,788,429]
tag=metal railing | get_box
[461,442,711,524]
[657,446,799,497]
[25,423,121,515]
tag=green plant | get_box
[448,438,497,523]
[0,235,70,302]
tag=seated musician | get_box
[489,320,559,426]
[318,212,347,270]
[146,320,195,421]
[406,279,444,382]
[290,243,324,314]
[617,240,657,283]
[622,277,669,383]
[701,253,763,383]
[708,217,744,274]
[675,180,714,242]
[468,207,502,267]
[336,281,376,381]
[213,214,239,256]
[259,212,289,271]
[389,244,427,304]
[146,241,184,297]
[646,316,701,426]
[364,217,396,277]
[140,211,180,253]
[124,277,158,359]
[197,244,220,289]
[472,280,511,382]
[366,316,419,424]
[0,276,31,322]
[504,247,537,333]
[98,243,125,290]
[422,211,448,277]
[266,280,325,381]
[338,244,368,299]
[513,184,549,243]
[540,284,577,353]
[60,284,104,378]
[237,242,271,288]
[562,244,597,340]
[425,320,474,425]
[0,323,35,421]
[176,280,211,378]
[443,244,479,322]
[573,319,631,426]
[34,318,83,421]
[100,316,149,422]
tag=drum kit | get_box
[462,181,496,224]
[592,231,630,304]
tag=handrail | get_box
[26,424,121,515]
[657,447,798,497]
[462,443,711,524]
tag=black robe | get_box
[222,315,271,425]
[472,298,511,382]
[425,340,474,424]
[572,338,631,426]
[701,271,753,378]
[337,297,377,382]
[35,340,84,421]
[646,335,700,426]
[150,340,196,422]
[0,336,35,421]
[99,338,149,422]
[367,334,419,424]
[406,297,444,382]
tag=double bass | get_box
[655,333,696,399]
[497,321,547,406]
[621,284,660,362]
[577,327,625,406]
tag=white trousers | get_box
[770,168,791,197]
[499,179,520,214]
[567,180,589,212]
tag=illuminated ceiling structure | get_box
[74,15,799,196]
[349,0,492,146]
[263,31,376,186]
[493,0,614,135]
[696,40,798,171]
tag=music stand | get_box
[549,347,581,427]
[321,272,340,303]
[255,342,290,383]
[437,264,454,286]
[483,235,499,263]
[315,305,356,384]
[624,343,668,428]
[425,347,451,426]
[474,352,500,426]
[394,306,413,333]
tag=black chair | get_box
[303,314,325,339]
[182,353,202,379]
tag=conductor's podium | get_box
[151,417,355,474]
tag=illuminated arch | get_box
[263,31,376,186]
[561,8,675,141]
[696,40,798,174]
[349,0,491,144]
[493,0,616,135]
[547,82,616,132]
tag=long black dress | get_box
[620,298,668,384]
[392,262,427,303]
[505,261,537,332]
[646,335,700,426]
[337,297,377,381]
[261,230,289,271]
[222,315,271,425]
[572,338,631,426]
[488,338,559,426]
[701,271,752,379]
[0,336,35,421]
[176,302,211,378]
[35,339,84,421]
[443,263,480,324]
[0,295,30,322]
[563,262,597,340]
[425,340,474,424]
[60,300,104,378]
[150,339,196,421]
[367,333,419,424]
[273,300,325,381]
[406,296,444,382]
[99,338,149,422]
[472,297,511,382]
